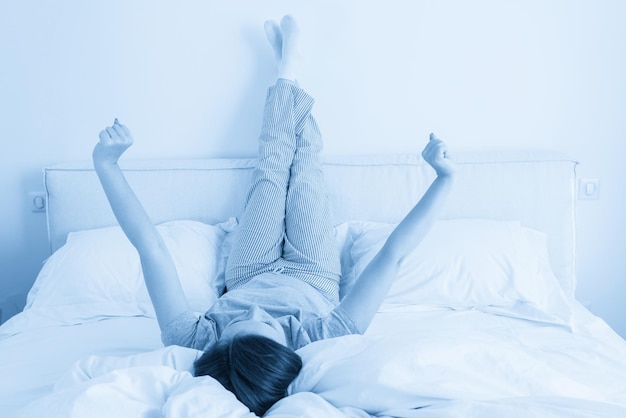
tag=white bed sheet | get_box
[0,315,162,418]
[3,301,626,418]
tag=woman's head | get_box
[194,334,302,416]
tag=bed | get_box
[2,152,626,418]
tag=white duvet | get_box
[6,219,626,417]
[12,304,626,418]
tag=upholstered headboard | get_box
[43,152,578,296]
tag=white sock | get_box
[277,15,301,82]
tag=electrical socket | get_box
[29,192,47,213]
[578,178,600,200]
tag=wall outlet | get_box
[578,178,600,200]
[29,191,47,212]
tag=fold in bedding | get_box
[6,304,626,418]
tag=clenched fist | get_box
[93,118,133,167]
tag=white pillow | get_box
[25,219,237,319]
[341,219,573,325]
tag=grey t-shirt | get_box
[161,272,360,351]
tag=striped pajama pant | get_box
[224,80,341,304]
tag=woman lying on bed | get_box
[92,15,455,416]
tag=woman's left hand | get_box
[422,133,456,177]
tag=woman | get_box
[93,15,455,416]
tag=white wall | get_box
[1,1,625,336]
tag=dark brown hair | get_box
[194,334,302,415]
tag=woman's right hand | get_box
[93,118,133,167]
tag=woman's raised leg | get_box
[225,16,312,290]
[225,81,317,290]
[282,111,342,303]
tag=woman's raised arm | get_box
[93,119,191,330]
[338,134,456,333]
